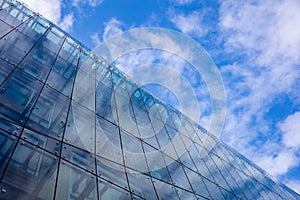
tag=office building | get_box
[0,0,299,199]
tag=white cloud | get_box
[102,18,123,41]
[256,149,299,176]
[58,13,74,32]
[279,112,300,149]
[218,0,300,187]
[171,0,194,5]
[91,32,101,46]
[169,11,207,37]
[219,0,300,67]
[19,0,61,23]
[19,0,74,31]
[72,0,104,8]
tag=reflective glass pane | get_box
[0,20,12,38]
[97,67,112,88]
[0,140,58,199]
[46,57,76,97]
[126,168,157,199]
[115,93,140,136]
[96,82,117,123]
[38,26,64,53]
[0,69,43,125]
[0,118,21,136]
[142,142,172,183]
[96,156,129,190]
[19,43,56,82]
[167,161,192,191]
[202,177,224,199]
[185,170,210,198]
[72,69,95,111]
[153,179,180,200]
[55,161,97,200]
[26,86,70,139]
[62,143,95,173]
[58,37,80,66]
[64,102,95,152]
[0,31,35,65]
[98,178,131,199]
[121,130,148,172]
[17,16,48,41]
[0,130,17,177]
[22,128,61,156]
[78,52,97,78]
[0,6,24,27]
[96,116,123,165]
[0,59,14,85]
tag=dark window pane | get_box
[0,20,12,38]
[55,161,97,200]
[0,69,43,125]
[19,43,56,82]
[0,31,35,66]
[46,57,76,97]
[0,59,15,85]
[0,140,59,200]
[26,86,70,139]
[0,130,17,177]
[98,178,131,200]
[22,128,61,156]
[62,143,95,173]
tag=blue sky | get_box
[20,0,300,193]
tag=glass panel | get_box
[78,51,96,78]
[55,161,97,200]
[96,156,129,190]
[64,102,95,152]
[176,188,197,200]
[26,86,70,139]
[143,134,160,150]
[203,154,231,191]
[167,161,192,191]
[96,82,117,124]
[0,31,35,66]
[19,43,56,82]
[0,69,43,125]
[0,59,14,85]
[202,177,224,199]
[18,16,48,41]
[98,178,131,199]
[0,6,24,27]
[142,142,172,183]
[153,179,180,200]
[46,57,76,97]
[185,170,210,198]
[0,20,12,38]
[115,93,140,137]
[0,140,58,199]
[0,118,22,136]
[0,130,17,177]
[126,168,157,199]
[62,143,95,173]
[121,130,148,172]
[22,128,61,156]
[97,67,112,88]
[38,26,64,53]
[72,69,95,111]
[59,37,80,66]
[96,116,123,165]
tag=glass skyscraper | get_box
[0,0,299,199]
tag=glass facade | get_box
[0,0,299,199]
